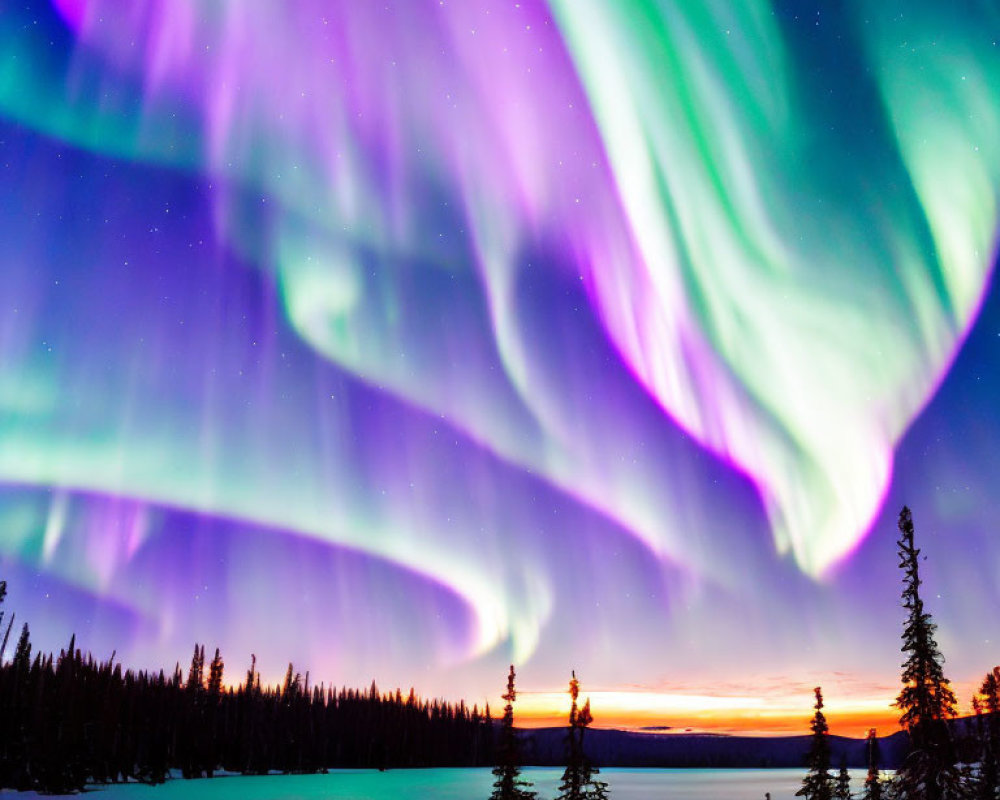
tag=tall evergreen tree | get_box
[862,728,883,800]
[0,580,11,663]
[246,653,259,693]
[576,699,609,800]
[490,665,536,800]
[187,643,204,691]
[11,622,31,672]
[892,507,961,800]
[207,648,225,698]
[556,671,609,800]
[283,663,301,700]
[557,671,585,800]
[981,669,1000,772]
[0,613,13,663]
[971,668,1000,800]
[835,757,852,800]
[797,687,832,800]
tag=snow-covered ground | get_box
[0,767,870,799]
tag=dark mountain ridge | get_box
[515,718,980,769]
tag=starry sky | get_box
[0,0,998,736]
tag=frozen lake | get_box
[0,767,872,799]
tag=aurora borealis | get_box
[0,0,998,734]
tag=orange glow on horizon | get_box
[504,689,904,739]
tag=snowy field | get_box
[0,767,871,799]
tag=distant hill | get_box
[516,716,989,769]
[516,727,912,769]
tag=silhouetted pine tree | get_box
[557,671,585,800]
[490,664,536,800]
[797,687,832,800]
[188,643,205,691]
[0,602,13,663]
[0,580,7,661]
[576,698,609,800]
[892,507,962,800]
[11,622,31,672]
[862,728,883,800]
[835,757,852,800]
[204,647,225,777]
[556,671,609,800]
[180,643,206,778]
[207,647,224,697]
[971,668,1000,800]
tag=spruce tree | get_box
[862,728,883,800]
[982,669,1000,771]
[246,653,260,694]
[205,648,225,778]
[576,699,609,800]
[972,668,1000,799]
[207,648,225,698]
[556,672,609,800]
[12,622,31,672]
[797,686,832,800]
[490,665,536,800]
[187,643,204,691]
[557,671,585,800]
[0,580,12,662]
[892,507,961,800]
[835,757,852,800]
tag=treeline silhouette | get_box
[0,593,494,793]
[4,504,998,798]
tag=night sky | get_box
[0,0,998,735]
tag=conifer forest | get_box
[2,506,1000,800]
